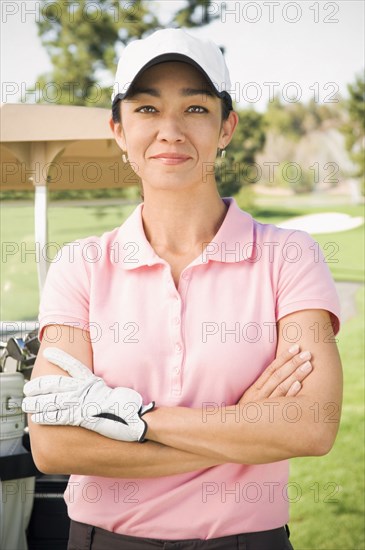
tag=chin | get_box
[143,171,195,189]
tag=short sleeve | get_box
[38,241,91,341]
[276,230,341,335]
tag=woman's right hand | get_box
[238,344,313,405]
[23,347,155,443]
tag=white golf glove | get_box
[22,347,155,442]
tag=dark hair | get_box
[112,91,233,124]
[221,92,234,121]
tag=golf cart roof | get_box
[0,103,139,291]
[0,103,114,142]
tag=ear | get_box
[109,118,127,151]
[219,111,239,149]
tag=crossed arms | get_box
[27,308,343,478]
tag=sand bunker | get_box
[277,212,364,234]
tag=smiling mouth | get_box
[151,157,191,165]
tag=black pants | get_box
[67,520,294,550]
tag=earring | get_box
[122,152,128,163]
[221,149,226,159]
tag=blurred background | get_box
[1,1,364,549]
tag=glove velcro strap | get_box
[138,401,155,443]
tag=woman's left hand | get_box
[238,344,312,405]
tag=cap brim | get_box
[112,53,232,108]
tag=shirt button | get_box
[174,317,181,325]
[174,367,180,374]
[175,343,182,353]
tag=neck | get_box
[140,185,229,255]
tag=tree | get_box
[32,0,158,106]
[263,94,343,140]
[31,0,219,107]
[216,107,266,198]
[341,72,365,190]
[261,93,347,194]
[173,0,218,26]
[263,95,309,141]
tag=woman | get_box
[23,29,342,549]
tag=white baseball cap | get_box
[111,28,233,109]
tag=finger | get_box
[270,360,313,398]
[254,345,301,391]
[22,397,37,414]
[43,347,93,380]
[23,394,55,414]
[22,392,67,413]
[262,351,311,397]
[24,375,80,397]
[30,413,52,424]
[30,400,82,425]
[30,408,65,425]
[22,388,81,414]
[286,380,302,397]
[24,395,59,416]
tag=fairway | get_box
[1,201,137,320]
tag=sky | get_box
[0,0,364,111]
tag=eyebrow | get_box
[126,86,215,99]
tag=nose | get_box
[156,113,185,143]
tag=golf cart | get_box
[0,103,136,549]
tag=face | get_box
[110,61,238,193]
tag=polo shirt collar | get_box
[111,197,254,270]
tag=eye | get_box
[136,105,157,113]
[187,105,208,113]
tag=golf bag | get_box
[0,330,70,550]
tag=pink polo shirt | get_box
[38,197,340,539]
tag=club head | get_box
[0,343,8,372]
[24,331,40,356]
[6,337,27,362]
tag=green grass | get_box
[314,228,364,282]
[0,202,137,320]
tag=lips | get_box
[150,153,192,166]
[151,153,191,160]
